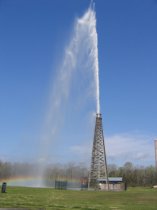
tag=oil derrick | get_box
[155,140,157,169]
[89,113,109,188]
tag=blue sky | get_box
[0,0,157,166]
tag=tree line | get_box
[0,161,38,180]
[0,160,157,187]
[108,162,157,187]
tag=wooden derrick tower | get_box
[89,113,109,189]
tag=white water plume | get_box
[38,4,101,176]
[77,4,100,113]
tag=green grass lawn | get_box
[0,186,157,210]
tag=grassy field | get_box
[0,186,157,210]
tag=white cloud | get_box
[69,133,156,166]
[106,133,155,165]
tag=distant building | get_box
[97,177,126,191]
[80,177,88,189]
